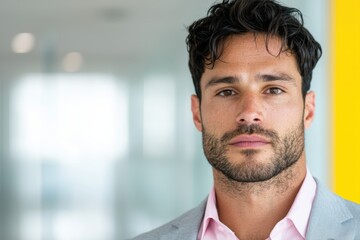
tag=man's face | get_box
[191,33,315,182]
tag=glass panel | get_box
[9,74,127,240]
[143,75,175,160]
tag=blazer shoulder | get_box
[306,180,360,239]
[327,187,360,221]
[129,199,207,240]
[315,179,360,218]
[343,198,360,223]
[338,196,360,235]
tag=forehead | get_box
[219,33,296,67]
[201,33,300,84]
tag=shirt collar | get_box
[277,168,317,238]
[198,169,317,239]
[198,186,220,239]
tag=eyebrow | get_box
[205,76,238,89]
[257,73,295,82]
[205,73,296,89]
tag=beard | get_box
[202,122,305,183]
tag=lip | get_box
[229,135,270,148]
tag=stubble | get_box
[202,122,305,190]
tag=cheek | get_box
[201,102,237,130]
[266,103,304,131]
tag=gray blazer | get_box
[131,181,360,240]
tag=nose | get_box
[235,93,263,124]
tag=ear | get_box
[304,91,315,129]
[191,95,203,132]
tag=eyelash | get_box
[264,87,285,95]
[216,87,285,97]
[217,89,237,97]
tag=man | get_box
[132,0,360,239]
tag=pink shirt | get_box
[198,170,317,240]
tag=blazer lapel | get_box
[306,180,355,240]
[160,198,207,240]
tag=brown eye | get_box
[218,89,236,97]
[266,88,284,95]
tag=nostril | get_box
[236,114,262,124]
[238,117,261,123]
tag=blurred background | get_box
[0,0,358,239]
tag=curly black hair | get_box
[186,0,322,100]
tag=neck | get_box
[213,157,307,240]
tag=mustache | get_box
[221,124,279,143]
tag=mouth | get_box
[229,135,270,148]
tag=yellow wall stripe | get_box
[333,0,360,203]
